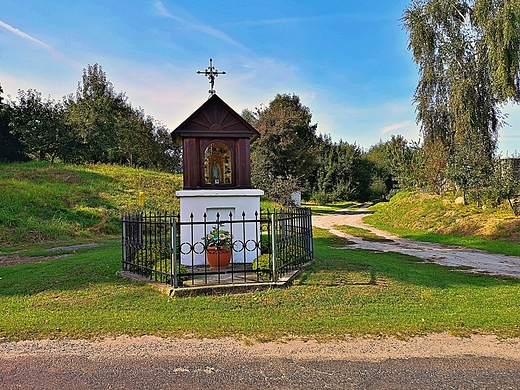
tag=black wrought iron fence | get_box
[121,208,313,288]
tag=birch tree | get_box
[403,0,520,191]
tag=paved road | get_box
[2,336,520,389]
[2,350,520,389]
[3,210,520,389]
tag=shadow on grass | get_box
[0,242,126,297]
[2,232,519,298]
[308,233,520,289]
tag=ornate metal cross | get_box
[197,58,226,96]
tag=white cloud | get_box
[154,1,172,18]
[381,120,413,134]
[154,2,246,49]
[220,12,393,28]
[0,20,56,54]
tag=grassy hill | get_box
[365,191,520,255]
[0,161,182,246]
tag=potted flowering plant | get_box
[203,224,233,269]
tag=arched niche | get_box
[171,94,259,190]
[204,141,232,185]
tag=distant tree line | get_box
[243,93,404,206]
[0,64,180,172]
[243,92,519,213]
[402,0,520,211]
[2,26,519,213]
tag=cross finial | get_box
[197,58,226,96]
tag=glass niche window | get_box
[204,142,232,185]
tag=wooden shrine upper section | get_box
[172,94,259,139]
[172,94,260,190]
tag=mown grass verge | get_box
[334,225,393,242]
[1,228,519,342]
[364,191,520,256]
[303,201,358,215]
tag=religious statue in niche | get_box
[204,142,232,185]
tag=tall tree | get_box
[244,94,318,196]
[474,0,520,102]
[121,108,181,171]
[0,83,28,162]
[65,64,181,170]
[366,135,419,192]
[66,64,128,163]
[403,0,520,190]
[8,89,69,162]
[313,137,373,201]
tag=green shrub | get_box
[134,248,165,269]
[369,177,388,200]
[311,192,333,206]
[133,248,188,281]
[251,254,272,279]
[277,244,301,265]
[260,233,272,254]
[252,244,303,279]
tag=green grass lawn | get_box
[363,223,520,256]
[1,228,519,342]
[305,191,520,257]
[303,201,358,215]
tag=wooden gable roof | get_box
[172,94,259,139]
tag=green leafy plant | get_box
[260,233,272,254]
[134,248,163,269]
[203,224,233,252]
[133,248,188,282]
[251,253,272,279]
[277,244,301,265]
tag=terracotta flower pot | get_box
[206,246,232,269]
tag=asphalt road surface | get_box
[2,336,520,389]
[2,353,520,389]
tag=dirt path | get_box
[2,334,520,362]
[0,244,101,267]
[312,208,520,279]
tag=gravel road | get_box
[312,208,520,279]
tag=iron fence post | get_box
[121,208,312,288]
[122,215,127,270]
[270,212,278,282]
[309,210,314,258]
[171,216,178,288]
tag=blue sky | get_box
[0,0,518,155]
